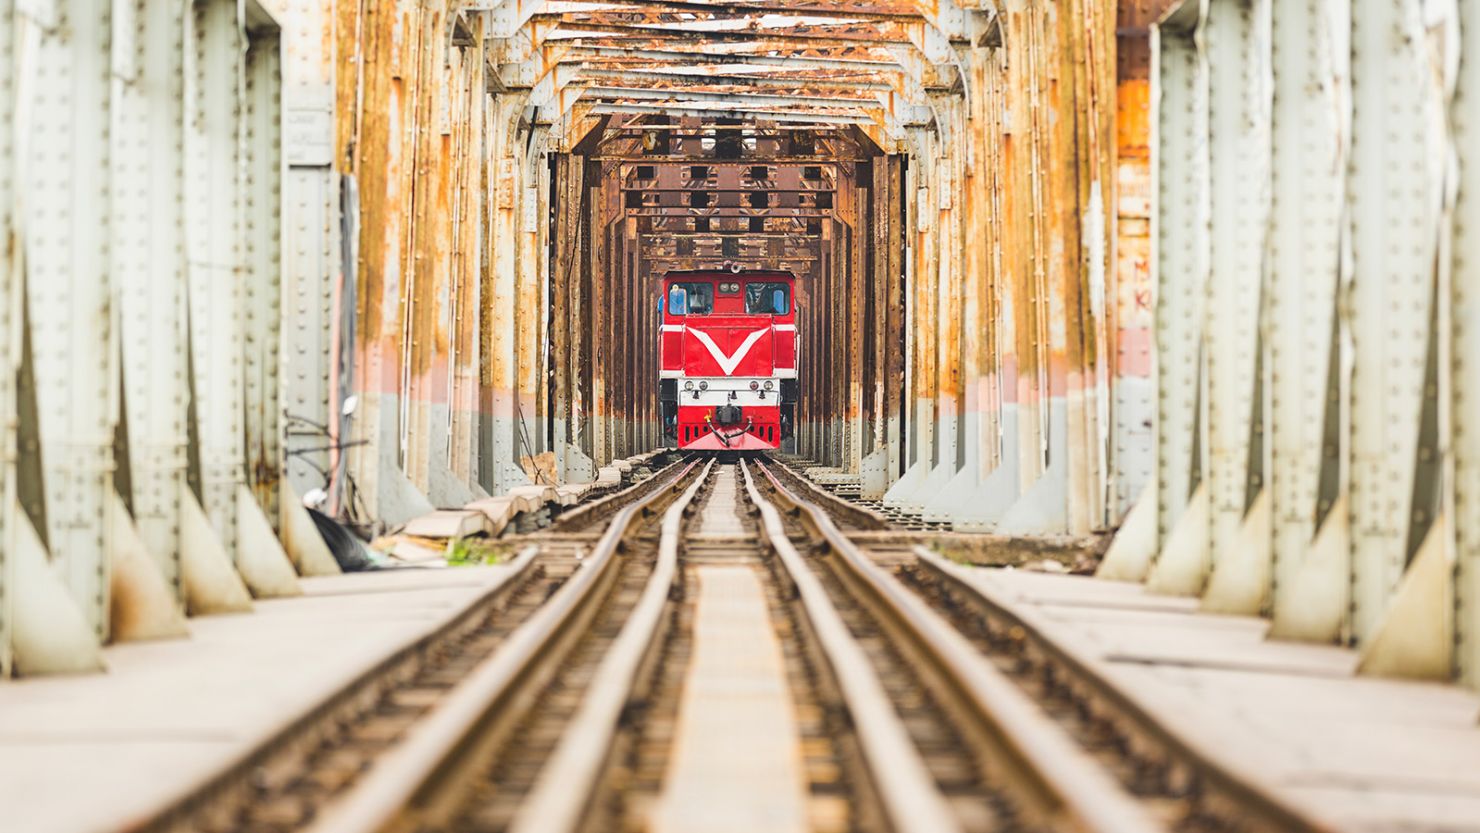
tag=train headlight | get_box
[764,380,775,391]
[684,380,694,391]
[698,380,708,391]
[749,381,760,391]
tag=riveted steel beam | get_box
[25,0,117,641]
[1196,0,1272,614]
[1262,0,1349,641]
[579,101,879,125]
[551,18,916,47]
[580,67,895,93]
[549,43,907,74]
[1146,6,1209,585]
[527,61,583,108]
[1454,0,1480,687]
[551,0,928,22]
[584,85,884,110]
[243,20,286,538]
[278,0,343,537]
[0,0,14,675]
[112,0,202,622]
[186,0,300,600]
[1346,0,1452,672]
[1345,0,1435,638]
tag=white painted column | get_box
[243,14,284,531]
[1346,0,1448,647]
[0,0,16,674]
[110,0,196,638]
[24,0,116,641]
[277,0,340,505]
[1145,5,1212,593]
[1266,0,1351,641]
[1454,0,1480,688]
[1199,0,1273,613]
[185,0,297,598]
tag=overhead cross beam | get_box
[580,68,895,93]
[586,101,878,125]
[473,0,991,143]
[552,0,928,22]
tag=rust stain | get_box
[324,0,1122,519]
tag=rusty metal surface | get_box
[0,0,1473,736]
[0,0,1048,668]
[324,0,1006,512]
[0,0,1163,678]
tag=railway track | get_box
[294,459,885,833]
[278,461,1169,833]
[143,457,691,833]
[746,461,1160,833]
[763,458,1332,833]
[149,453,1320,833]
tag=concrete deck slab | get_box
[960,567,1480,833]
[401,509,491,539]
[693,467,748,539]
[650,565,808,833]
[0,565,519,833]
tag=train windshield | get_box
[668,282,713,315]
[745,282,790,315]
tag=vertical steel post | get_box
[0,0,15,673]
[1145,4,1211,591]
[1111,29,1156,523]
[280,0,340,505]
[1346,0,1447,647]
[185,0,297,597]
[1455,0,1480,687]
[488,95,531,490]
[892,128,936,504]
[243,15,284,531]
[1265,0,1351,640]
[515,119,544,481]
[185,0,244,559]
[25,0,115,639]
[1199,0,1273,613]
[110,0,198,634]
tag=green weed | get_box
[445,537,511,566]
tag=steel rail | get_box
[909,545,1339,833]
[302,460,704,833]
[546,452,682,531]
[753,460,1166,833]
[769,458,1336,832]
[737,460,963,833]
[766,456,890,530]
[134,543,544,833]
[507,458,713,833]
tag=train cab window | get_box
[668,282,713,315]
[745,282,790,315]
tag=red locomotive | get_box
[659,269,798,451]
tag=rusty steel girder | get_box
[325,1,1123,544]
[12,0,1479,704]
[337,0,1119,546]
[0,0,1145,682]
